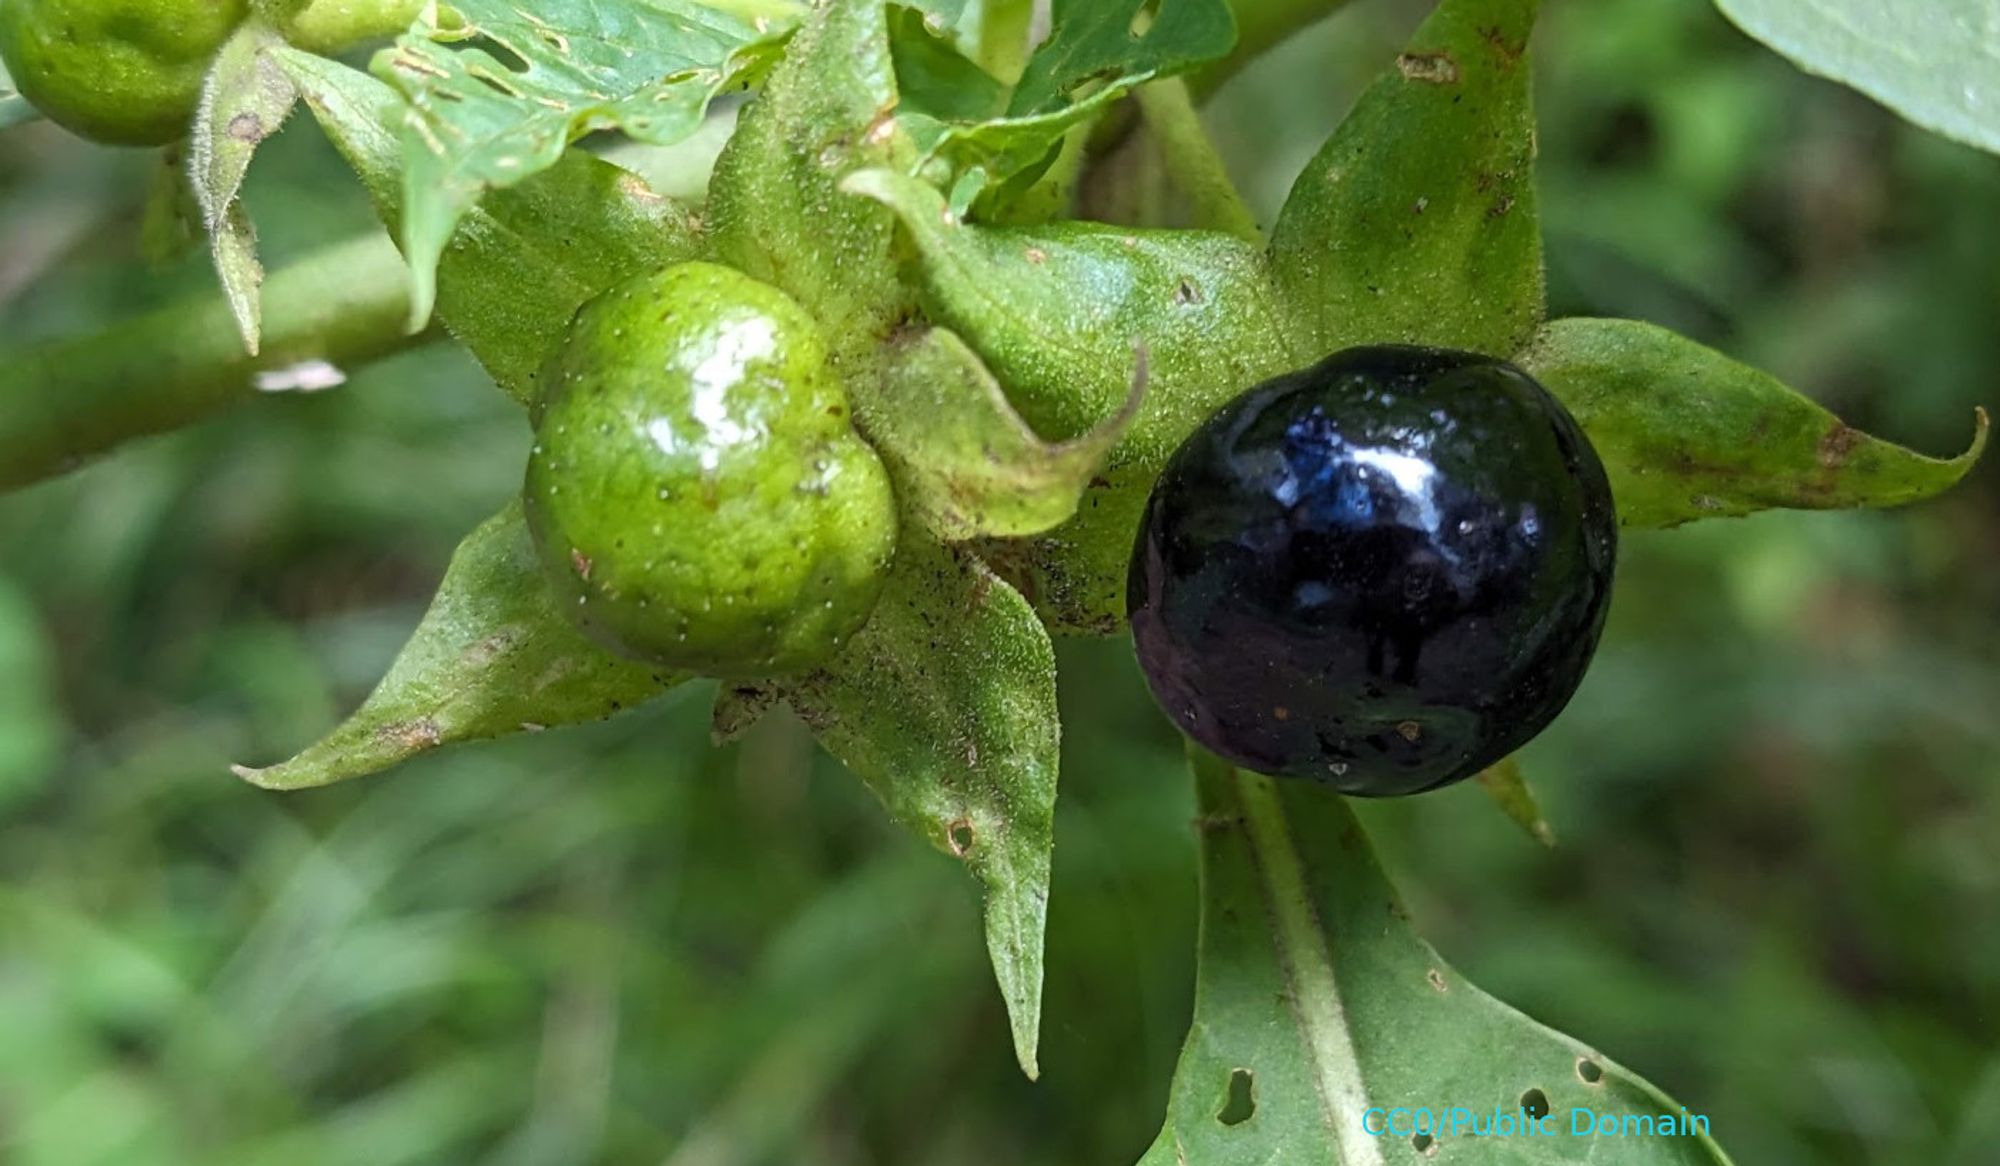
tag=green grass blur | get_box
[2,1,1996,1162]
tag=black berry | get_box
[1127,345,1617,796]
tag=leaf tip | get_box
[230,761,291,790]
[1962,404,1991,466]
[403,268,438,334]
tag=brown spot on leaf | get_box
[1396,51,1460,84]
[227,112,265,142]
[462,631,515,668]
[1479,23,1527,64]
[1488,194,1516,218]
[570,548,593,580]
[1396,720,1422,742]
[1025,246,1048,265]
[619,173,665,204]
[1819,422,1863,468]
[381,718,441,753]
[1427,967,1448,992]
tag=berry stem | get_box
[0,233,427,492]
[1132,76,1262,244]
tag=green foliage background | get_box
[1,0,1996,1162]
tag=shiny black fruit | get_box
[1127,345,1617,796]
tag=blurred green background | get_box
[2,0,1996,1162]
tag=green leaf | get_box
[773,539,1057,1079]
[901,0,1236,211]
[235,502,682,790]
[1010,0,1235,116]
[1716,0,2000,157]
[847,165,1298,630]
[888,4,1005,124]
[1476,756,1555,848]
[1267,0,1542,359]
[863,323,1145,541]
[708,0,916,347]
[1517,318,1989,529]
[278,48,704,404]
[374,0,798,326]
[1146,750,1737,1165]
[191,20,300,355]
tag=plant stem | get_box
[1201,0,1359,98]
[279,0,423,54]
[0,233,424,493]
[975,0,1036,84]
[1132,77,1262,244]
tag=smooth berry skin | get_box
[1128,346,1617,796]
[0,0,248,146]
[524,262,897,678]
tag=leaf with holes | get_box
[1144,750,1737,1165]
[899,0,1237,210]
[1715,0,2000,157]
[236,503,683,790]
[1518,318,1988,529]
[192,19,299,354]
[767,538,1057,1079]
[372,0,799,327]
[844,164,1297,631]
[1268,0,1543,360]
[279,48,704,404]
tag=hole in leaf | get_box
[1520,1087,1551,1119]
[459,34,531,73]
[1216,1068,1255,1126]
[947,819,975,856]
[468,66,526,100]
[1411,1132,1434,1152]
[1577,1058,1604,1084]
[1129,0,1162,37]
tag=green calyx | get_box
[0,0,249,146]
[523,261,900,679]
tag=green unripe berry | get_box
[0,0,249,146]
[523,262,899,677]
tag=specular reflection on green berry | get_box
[523,261,898,678]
